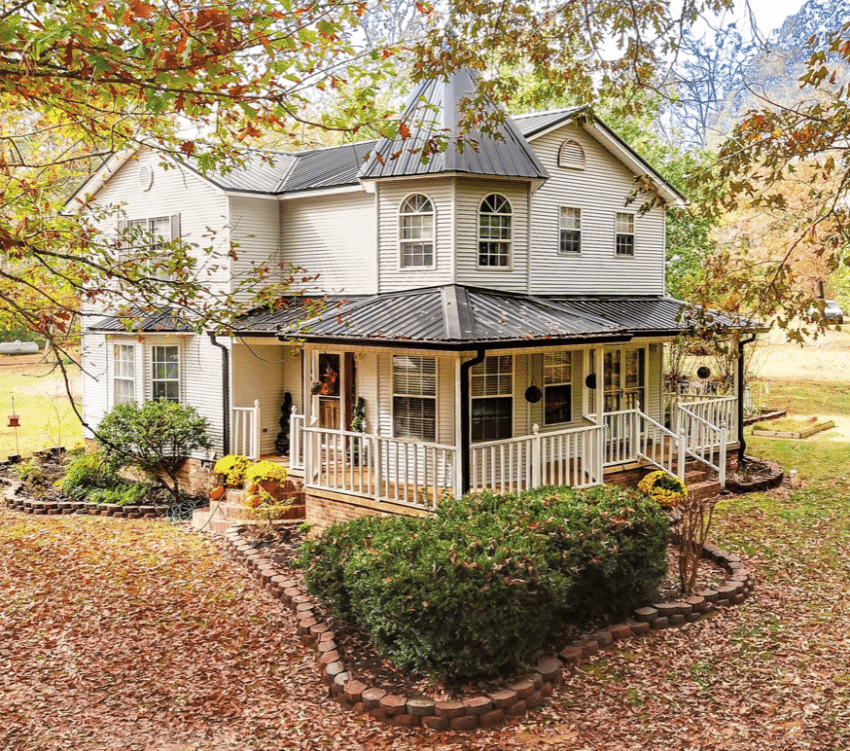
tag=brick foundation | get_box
[306,490,430,533]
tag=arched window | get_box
[478,194,512,267]
[399,194,434,267]
[558,139,585,170]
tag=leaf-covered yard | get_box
[2,435,849,750]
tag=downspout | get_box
[209,334,230,455]
[737,332,757,465]
[460,347,486,494]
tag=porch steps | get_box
[191,485,306,534]
[682,459,722,502]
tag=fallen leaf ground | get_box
[2,434,849,750]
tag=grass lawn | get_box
[754,379,850,420]
[0,356,83,459]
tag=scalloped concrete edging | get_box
[224,526,754,731]
[1,479,169,519]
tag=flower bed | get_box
[223,524,753,731]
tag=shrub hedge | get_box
[298,485,668,681]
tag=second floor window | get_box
[559,207,581,254]
[126,216,172,252]
[615,212,635,256]
[478,194,512,267]
[399,194,434,268]
[151,345,180,402]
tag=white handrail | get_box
[289,411,305,469]
[678,403,728,489]
[231,399,261,460]
[470,423,605,494]
[302,426,457,510]
[638,410,686,483]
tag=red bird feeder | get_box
[7,413,20,428]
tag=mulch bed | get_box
[240,523,731,702]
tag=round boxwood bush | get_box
[298,485,668,681]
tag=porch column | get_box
[594,348,604,421]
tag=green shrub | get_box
[87,483,152,506]
[97,400,212,505]
[299,485,669,681]
[60,451,120,499]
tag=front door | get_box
[314,351,356,431]
[604,347,645,413]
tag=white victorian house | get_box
[69,70,745,529]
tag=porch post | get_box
[594,348,604,421]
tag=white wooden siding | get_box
[81,149,231,317]
[454,179,530,292]
[232,340,296,456]
[281,191,377,295]
[80,333,108,439]
[527,124,666,295]
[377,178,455,292]
[229,196,282,303]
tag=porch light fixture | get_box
[585,373,597,389]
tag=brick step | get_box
[687,479,722,502]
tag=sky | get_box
[744,0,806,33]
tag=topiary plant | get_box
[274,392,292,456]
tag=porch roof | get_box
[269,285,714,349]
[86,307,195,333]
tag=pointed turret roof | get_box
[358,68,549,182]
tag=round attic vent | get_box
[138,164,154,191]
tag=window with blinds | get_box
[393,355,436,441]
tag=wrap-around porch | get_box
[280,393,735,511]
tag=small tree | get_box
[97,401,213,507]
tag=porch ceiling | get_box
[269,285,716,349]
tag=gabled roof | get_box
[358,69,549,183]
[270,285,718,349]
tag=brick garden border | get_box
[1,478,170,519]
[223,525,754,732]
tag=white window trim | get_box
[477,193,513,270]
[149,342,182,403]
[392,354,438,442]
[111,342,138,408]
[558,206,582,255]
[614,211,635,258]
[397,193,436,271]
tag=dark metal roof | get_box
[86,307,195,333]
[512,107,589,139]
[279,141,376,193]
[358,69,549,182]
[272,286,700,348]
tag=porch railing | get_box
[470,423,605,495]
[289,411,305,470]
[671,394,737,439]
[638,411,686,483]
[677,403,728,489]
[231,400,261,460]
[302,426,458,510]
